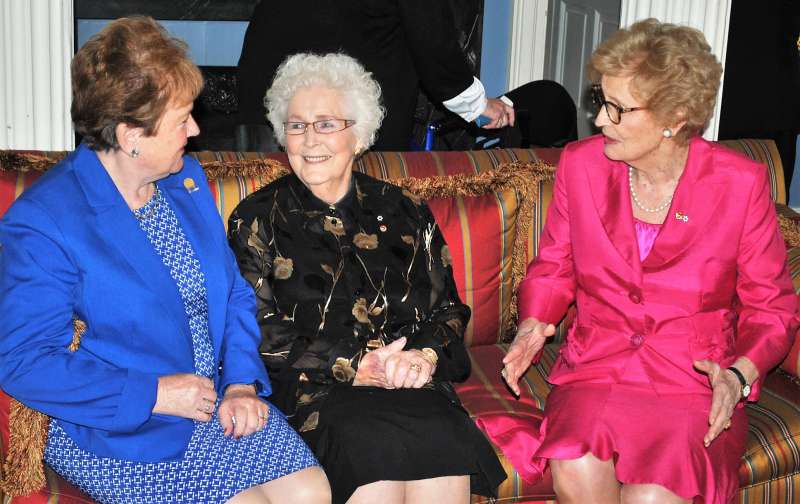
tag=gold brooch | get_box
[675,211,689,222]
[183,177,198,193]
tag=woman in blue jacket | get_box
[0,16,330,504]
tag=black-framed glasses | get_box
[590,84,646,124]
[284,119,356,135]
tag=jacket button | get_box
[630,333,644,347]
[629,292,641,304]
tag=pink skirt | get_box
[535,382,747,504]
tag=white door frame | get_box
[507,0,549,90]
[0,0,74,150]
[507,0,731,140]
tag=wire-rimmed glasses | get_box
[284,119,356,135]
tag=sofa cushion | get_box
[739,370,800,487]
[457,343,559,502]
[780,246,800,376]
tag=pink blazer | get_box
[518,135,797,400]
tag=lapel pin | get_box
[675,211,689,222]
[183,177,198,193]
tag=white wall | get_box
[0,0,73,150]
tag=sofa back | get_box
[0,138,787,349]
[0,148,559,348]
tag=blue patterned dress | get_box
[44,186,318,504]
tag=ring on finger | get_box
[409,363,422,373]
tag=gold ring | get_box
[410,363,422,373]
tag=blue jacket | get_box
[0,144,271,462]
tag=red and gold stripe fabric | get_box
[781,247,800,376]
[738,371,800,502]
[191,149,554,347]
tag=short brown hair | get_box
[71,16,203,151]
[589,18,722,144]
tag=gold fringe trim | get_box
[200,158,288,180]
[389,160,556,335]
[778,213,800,248]
[0,319,85,497]
[0,150,289,181]
[0,151,67,173]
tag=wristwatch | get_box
[726,366,751,400]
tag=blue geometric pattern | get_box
[133,187,214,376]
[45,405,317,503]
[44,187,317,503]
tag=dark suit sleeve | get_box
[396,0,476,102]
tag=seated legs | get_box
[346,476,470,504]
[551,453,690,504]
[226,466,331,504]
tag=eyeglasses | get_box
[590,84,646,124]
[284,119,356,135]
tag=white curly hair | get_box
[265,52,386,150]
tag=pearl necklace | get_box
[628,165,673,213]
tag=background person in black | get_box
[717,0,799,194]
[236,0,513,151]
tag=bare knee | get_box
[621,484,690,504]
[287,467,332,503]
[551,454,619,503]
[244,467,330,504]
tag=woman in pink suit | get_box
[502,19,797,504]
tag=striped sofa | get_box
[0,139,798,504]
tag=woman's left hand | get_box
[218,383,269,439]
[693,360,741,447]
[385,349,436,389]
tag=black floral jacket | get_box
[228,172,471,431]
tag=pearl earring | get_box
[662,128,673,138]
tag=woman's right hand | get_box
[353,337,407,387]
[152,373,217,422]
[501,317,555,396]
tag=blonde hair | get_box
[266,52,385,149]
[589,18,722,143]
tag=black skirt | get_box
[301,385,506,504]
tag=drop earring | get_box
[131,146,140,158]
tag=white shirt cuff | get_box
[442,77,488,122]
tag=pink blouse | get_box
[634,218,661,261]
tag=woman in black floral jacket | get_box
[228,53,504,504]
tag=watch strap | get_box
[726,366,749,399]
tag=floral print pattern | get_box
[228,172,470,430]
